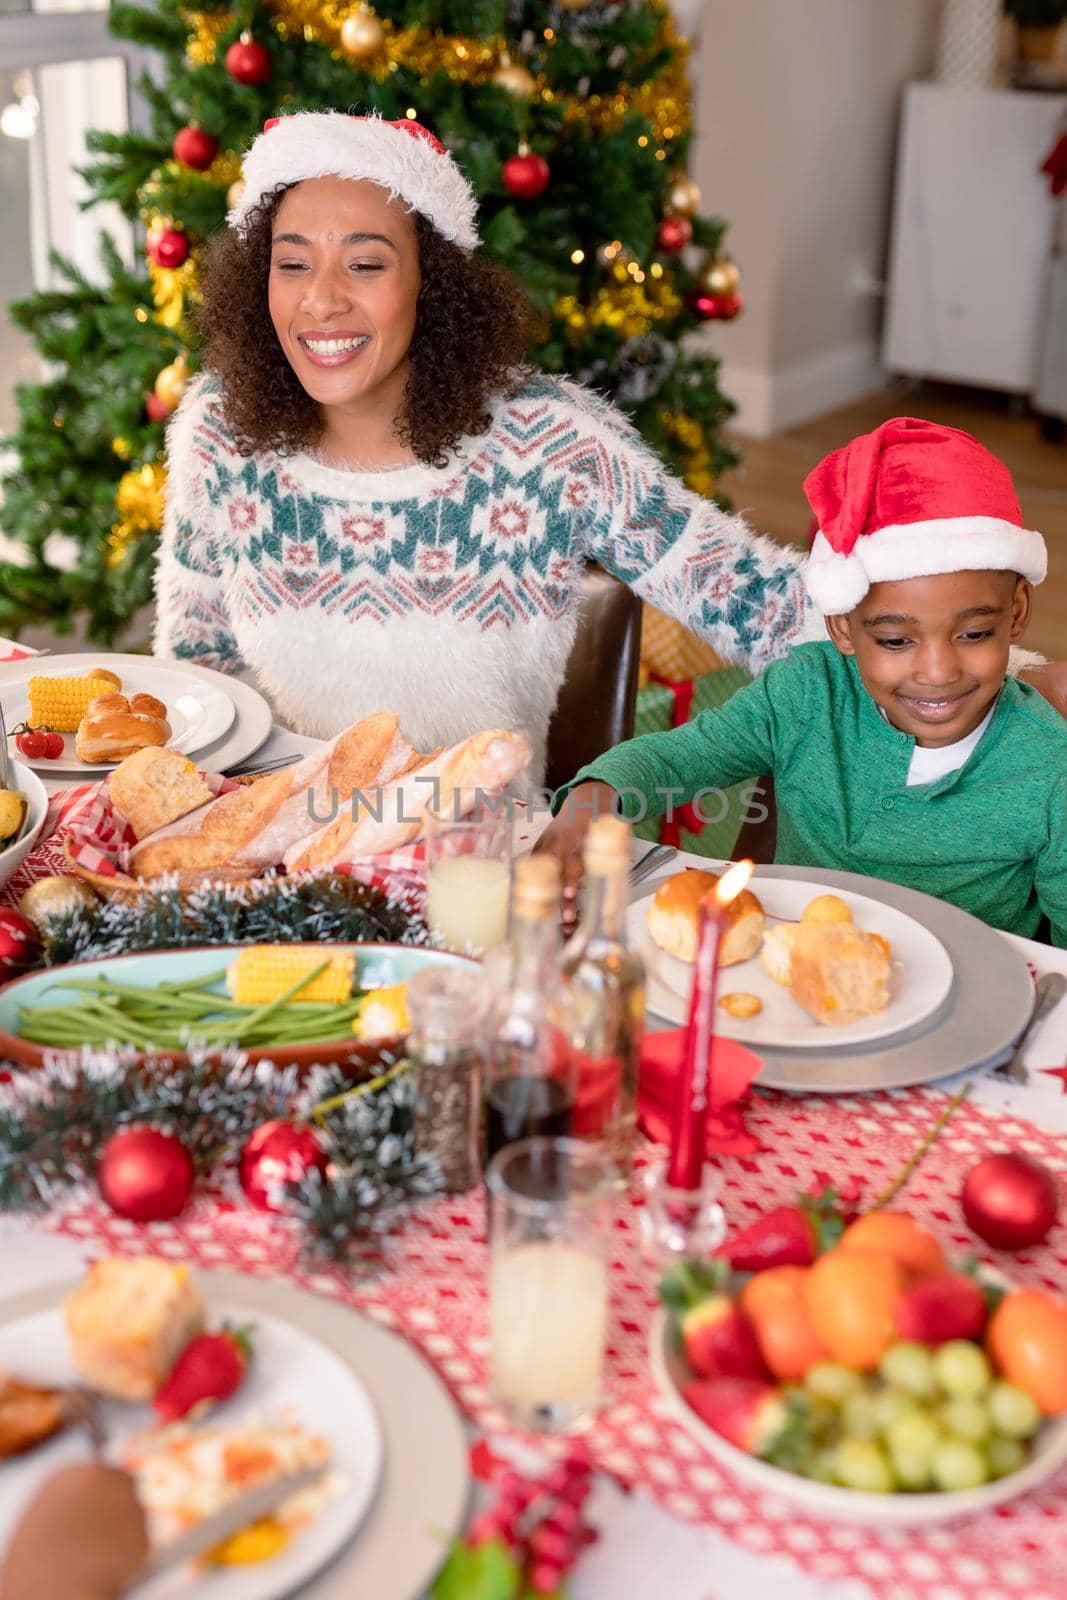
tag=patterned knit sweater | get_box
[154,372,823,781]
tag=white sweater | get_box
[153,372,823,781]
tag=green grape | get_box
[989,1381,1042,1440]
[872,1388,914,1435]
[987,1435,1028,1479]
[931,1439,990,1491]
[932,1340,993,1399]
[880,1342,938,1399]
[835,1438,895,1492]
[805,1362,863,1405]
[885,1408,941,1490]
[841,1389,881,1441]
[939,1397,991,1444]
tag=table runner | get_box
[40,1085,1067,1600]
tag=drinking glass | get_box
[486,1137,615,1432]
[425,800,511,953]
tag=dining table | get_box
[1,643,1067,1600]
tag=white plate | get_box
[630,874,954,1050]
[0,1302,383,1600]
[650,1309,1067,1527]
[0,654,237,775]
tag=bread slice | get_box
[646,869,765,967]
[127,769,293,878]
[109,748,213,840]
[65,1258,205,1401]
[789,922,890,1027]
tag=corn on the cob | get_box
[353,983,410,1040]
[27,673,121,732]
[226,946,355,1005]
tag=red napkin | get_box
[638,1029,764,1156]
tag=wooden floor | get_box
[719,382,1067,661]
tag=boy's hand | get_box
[1019,662,1067,721]
[534,781,620,932]
[1,1463,149,1600]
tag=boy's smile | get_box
[824,569,1033,749]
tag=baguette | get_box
[284,728,532,873]
[108,747,213,841]
[127,768,294,879]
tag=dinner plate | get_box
[0,1300,383,1599]
[650,1308,1067,1526]
[0,1273,469,1600]
[630,874,954,1049]
[0,654,238,775]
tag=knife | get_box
[994,971,1067,1086]
[132,1462,327,1587]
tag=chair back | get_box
[543,565,642,794]
[732,776,778,864]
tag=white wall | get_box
[688,0,940,436]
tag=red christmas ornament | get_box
[97,1128,195,1222]
[962,1152,1060,1251]
[225,35,272,87]
[0,909,38,973]
[172,126,218,171]
[239,1119,327,1213]
[687,289,744,322]
[147,228,190,270]
[656,214,693,253]
[503,150,550,200]
[145,391,172,423]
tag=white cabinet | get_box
[883,83,1066,393]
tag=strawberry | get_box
[154,1325,252,1422]
[894,1273,987,1345]
[717,1187,844,1272]
[682,1376,787,1455]
[681,1296,767,1381]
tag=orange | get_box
[740,1265,827,1381]
[838,1211,944,1279]
[987,1290,1067,1415]
[805,1249,907,1371]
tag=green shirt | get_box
[562,643,1067,945]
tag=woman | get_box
[155,111,1061,783]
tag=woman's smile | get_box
[296,330,371,367]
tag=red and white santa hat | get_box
[228,110,479,251]
[802,416,1046,614]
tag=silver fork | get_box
[64,1387,107,1455]
[629,843,677,887]
[994,972,1067,1085]
[0,694,13,791]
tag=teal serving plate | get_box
[0,942,476,1074]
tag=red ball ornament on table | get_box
[224,35,272,86]
[656,214,693,253]
[962,1152,1059,1250]
[147,228,190,270]
[172,126,218,172]
[145,391,172,423]
[687,288,744,322]
[239,1119,327,1213]
[97,1128,195,1222]
[503,150,550,200]
[0,909,38,973]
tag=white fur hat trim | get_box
[228,110,479,250]
[804,517,1047,614]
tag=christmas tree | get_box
[1,0,741,642]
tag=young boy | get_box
[543,417,1067,945]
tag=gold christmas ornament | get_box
[492,58,536,95]
[18,875,98,933]
[699,256,741,296]
[154,355,188,410]
[668,174,701,216]
[226,177,245,210]
[111,436,132,460]
[108,461,167,566]
[339,6,384,58]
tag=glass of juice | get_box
[486,1136,614,1432]
[425,798,512,954]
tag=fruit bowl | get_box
[650,1308,1067,1525]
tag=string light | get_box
[570,248,585,264]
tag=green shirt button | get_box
[882,797,895,811]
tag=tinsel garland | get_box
[42,873,427,967]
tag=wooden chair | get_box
[543,565,643,793]
[732,776,778,864]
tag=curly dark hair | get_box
[198,188,532,467]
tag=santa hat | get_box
[228,110,479,251]
[802,417,1047,614]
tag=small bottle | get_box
[483,855,576,1165]
[561,815,646,1174]
[407,964,487,1194]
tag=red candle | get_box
[667,862,754,1191]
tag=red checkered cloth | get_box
[60,768,239,877]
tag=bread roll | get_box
[108,747,213,840]
[646,869,765,967]
[761,921,799,985]
[801,893,852,927]
[75,693,171,764]
[127,768,294,879]
[65,1258,205,1401]
[789,922,890,1027]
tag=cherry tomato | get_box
[41,731,64,759]
[15,730,47,759]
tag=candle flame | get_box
[716,859,755,907]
